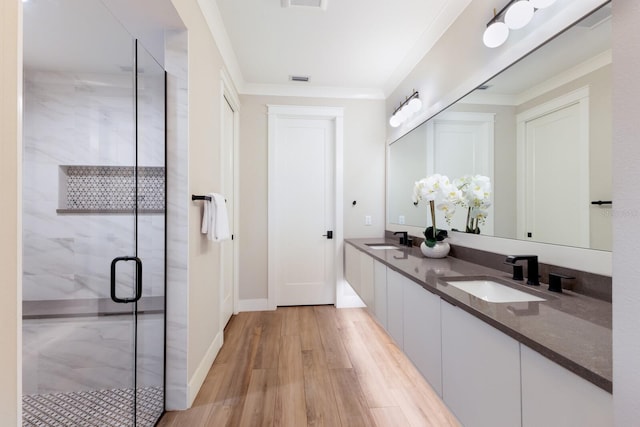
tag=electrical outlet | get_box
[365,215,372,225]
[399,215,405,224]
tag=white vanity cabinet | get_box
[520,345,613,427]
[344,244,361,295]
[373,260,387,328]
[359,253,374,309]
[386,268,405,348]
[344,244,375,310]
[441,300,522,427]
[344,242,612,427]
[403,278,442,396]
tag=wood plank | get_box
[238,368,278,427]
[329,368,376,427]
[253,310,283,369]
[280,306,301,336]
[299,305,324,352]
[390,385,460,427]
[370,407,411,427]
[214,312,251,365]
[353,319,407,390]
[339,319,397,408]
[203,403,232,426]
[158,404,214,426]
[214,313,262,413]
[191,362,228,408]
[159,306,459,427]
[274,335,307,427]
[302,349,342,427]
[314,305,352,369]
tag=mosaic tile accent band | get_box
[61,166,165,212]
[23,386,163,427]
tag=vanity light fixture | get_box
[483,0,556,48]
[389,91,422,128]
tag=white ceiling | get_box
[214,0,472,98]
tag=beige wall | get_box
[0,0,21,423]
[238,95,386,301]
[171,0,225,384]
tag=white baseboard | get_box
[237,298,271,312]
[187,330,223,407]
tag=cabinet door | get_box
[359,252,374,308]
[386,268,404,348]
[373,260,387,329]
[521,345,612,427]
[441,300,521,427]
[403,280,442,396]
[344,244,361,295]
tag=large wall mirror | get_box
[388,3,612,252]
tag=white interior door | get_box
[519,101,589,247]
[426,112,494,235]
[221,96,234,327]
[271,117,336,306]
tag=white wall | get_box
[612,1,640,425]
[0,0,21,422]
[238,95,386,302]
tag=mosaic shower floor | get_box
[22,386,163,427]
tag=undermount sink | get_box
[442,277,545,303]
[366,243,401,250]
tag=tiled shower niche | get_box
[58,165,165,213]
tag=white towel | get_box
[201,192,231,241]
[210,193,231,241]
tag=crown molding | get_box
[197,0,245,93]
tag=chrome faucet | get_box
[505,255,539,286]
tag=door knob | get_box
[322,231,333,239]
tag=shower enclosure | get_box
[22,0,166,425]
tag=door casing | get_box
[267,105,344,309]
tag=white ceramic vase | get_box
[420,241,450,258]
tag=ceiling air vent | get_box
[281,0,327,10]
[290,75,310,82]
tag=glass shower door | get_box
[22,1,165,426]
[134,41,166,425]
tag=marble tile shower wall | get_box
[23,314,164,395]
[23,70,165,301]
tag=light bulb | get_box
[389,114,401,128]
[401,104,412,120]
[483,21,509,48]
[408,97,422,114]
[505,1,534,30]
[530,0,556,9]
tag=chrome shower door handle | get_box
[110,256,143,303]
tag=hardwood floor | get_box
[158,306,460,427]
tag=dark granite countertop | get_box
[346,238,612,393]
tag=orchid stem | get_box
[429,200,437,240]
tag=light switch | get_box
[399,215,405,224]
[365,215,372,225]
